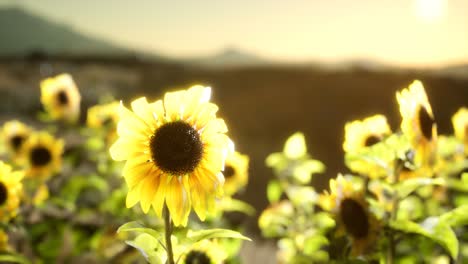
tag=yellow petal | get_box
[140,175,159,213]
[193,103,218,129]
[124,160,153,188]
[109,138,145,161]
[126,184,142,208]
[166,177,191,226]
[152,175,167,218]
[164,90,185,121]
[182,86,211,119]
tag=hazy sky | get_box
[1,0,467,67]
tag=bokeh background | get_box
[0,0,467,242]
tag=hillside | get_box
[0,7,132,56]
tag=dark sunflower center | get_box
[56,90,69,105]
[364,135,381,147]
[101,117,114,127]
[339,198,369,239]
[224,165,235,178]
[418,106,434,140]
[150,121,203,175]
[185,250,211,264]
[10,135,25,151]
[0,182,8,206]
[30,146,52,167]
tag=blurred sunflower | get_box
[180,239,227,264]
[0,161,24,222]
[396,80,437,168]
[40,73,81,123]
[1,120,32,161]
[87,101,120,129]
[222,151,249,196]
[343,114,391,178]
[87,101,120,145]
[110,85,233,226]
[19,132,64,180]
[318,175,379,256]
[452,107,468,155]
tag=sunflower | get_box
[318,175,379,256]
[180,239,227,264]
[40,73,81,123]
[396,80,437,168]
[110,85,233,227]
[343,114,391,178]
[0,161,24,222]
[222,151,249,196]
[1,120,32,161]
[87,101,120,145]
[87,101,120,129]
[452,107,468,155]
[19,132,64,180]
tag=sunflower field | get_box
[0,66,467,264]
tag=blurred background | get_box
[0,0,467,237]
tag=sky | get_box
[1,0,467,67]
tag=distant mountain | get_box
[184,48,272,68]
[0,7,149,58]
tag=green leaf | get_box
[267,180,282,203]
[390,218,458,259]
[447,178,468,192]
[396,177,445,199]
[117,221,163,239]
[0,254,31,264]
[287,186,317,208]
[439,205,468,227]
[187,229,251,243]
[126,233,165,264]
[303,235,329,255]
[221,198,255,215]
[284,132,307,159]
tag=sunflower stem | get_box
[163,204,175,264]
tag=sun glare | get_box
[415,0,447,23]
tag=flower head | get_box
[110,85,233,226]
[222,151,249,196]
[87,101,120,146]
[19,131,64,180]
[87,101,120,129]
[319,175,379,256]
[343,114,391,178]
[452,107,468,155]
[40,73,81,123]
[1,120,32,161]
[180,240,227,264]
[396,80,437,168]
[0,161,24,222]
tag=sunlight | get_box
[415,0,447,23]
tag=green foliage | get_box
[117,221,163,239]
[186,228,251,242]
[395,177,445,199]
[390,218,458,259]
[0,254,31,264]
[267,180,282,203]
[126,233,165,264]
